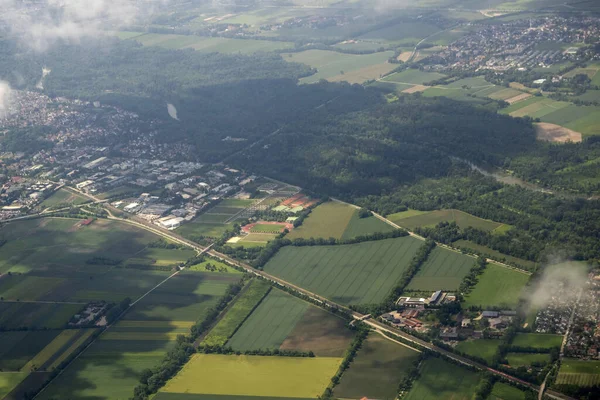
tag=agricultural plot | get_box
[202,280,271,347]
[404,247,475,292]
[511,333,562,349]
[263,236,423,305]
[0,302,81,330]
[556,359,600,387]
[389,209,504,232]
[382,69,446,85]
[452,240,537,270]
[177,220,234,239]
[333,334,420,400]
[462,263,530,309]
[282,50,395,84]
[0,331,60,371]
[0,372,29,399]
[286,201,356,240]
[358,21,443,45]
[155,354,341,399]
[500,96,571,119]
[455,339,502,364]
[488,382,528,400]
[340,212,395,240]
[404,357,481,400]
[228,288,353,356]
[40,188,88,209]
[506,352,551,367]
[39,271,239,400]
[541,104,600,136]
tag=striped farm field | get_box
[462,263,530,309]
[227,288,353,356]
[263,236,423,305]
[155,354,341,399]
[405,247,475,291]
[0,331,60,371]
[556,359,600,387]
[0,372,29,399]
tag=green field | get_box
[404,357,481,400]
[263,236,423,305]
[250,223,287,233]
[506,352,551,367]
[0,302,81,330]
[188,259,241,274]
[455,339,501,364]
[177,221,234,239]
[358,21,443,45]
[512,333,562,349]
[382,69,446,85]
[334,334,420,400]
[452,240,537,270]
[488,382,528,400]
[541,104,600,136]
[556,359,600,387]
[40,188,88,208]
[0,372,29,399]
[0,331,61,371]
[39,271,239,400]
[282,49,395,84]
[463,263,530,309]
[405,247,475,291]
[389,209,504,232]
[155,354,341,398]
[201,280,271,346]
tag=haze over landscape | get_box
[0,1,599,400]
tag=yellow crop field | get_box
[159,354,341,398]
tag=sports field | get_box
[201,280,270,347]
[155,354,341,399]
[0,331,60,371]
[404,247,475,291]
[227,288,353,356]
[556,359,600,387]
[287,201,393,240]
[177,221,234,239]
[39,271,239,400]
[455,339,501,364]
[263,236,423,305]
[462,263,530,309]
[404,357,481,400]
[511,333,562,349]
[488,382,528,400]
[389,209,504,232]
[506,352,551,367]
[334,334,420,400]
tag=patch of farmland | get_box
[512,333,562,349]
[404,247,475,291]
[0,275,66,300]
[452,240,537,271]
[39,271,238,400]
[556,359,600,387]
[0,302,81,330]
[382,69,446,85]
[333,333,420,400]
[0,372,29,399]
[455,339,502,364]
[403,357,481,400]
[177,221,234,239]
[340,211,395,240]
[506,97,570,119]
[463,263,530,309]
[228,288,353,356]
[155,354,341,399]
[286,201,356,240]
[488,382,528,400]
[487,87,524,100]
[202,280,271,347]
[357,21,443,45]
[329,62,398,84]
[506,352,551,367]
[0,331,60,371]
[263,236,423,305]
[281,50,395,84]
[391,209,503,232]
[40,188,88,209]
[387,209,429,221]
[542,104,600,136]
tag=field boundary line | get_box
[373,329,421,353]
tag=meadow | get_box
[227,289,353,356]
[333,334,420,400]
[404,247,475,291]
[488,382,528,400]
[177,221,234,239]
[357,21,443,45]
[462,263,530,309]
[40,188,88,209]
[340,211,395,240]
[452,240,538,271]
[556,359,600,387]
[155,354,341,399]
[0,331,60,371]
[39,271,239,400]
[455,339,502,364]
[506,352,551,367]
[389,209,504,232]
[201,280,271,347]
[404,357,481,400]
[511,333,562,349]
[263,236,423,305]
[382,69,446,85]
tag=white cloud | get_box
[0,81,11,118]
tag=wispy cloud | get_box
[0,81,11,118]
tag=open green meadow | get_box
[40,188,88,209]
[39,271,239,400]
[0,331,61,371]
[202,280,271,347]
[488,382,528,400]
[227,288,353,356]
[340,212,395,240]
[506,352,551,367]
[455,339,501,364]
[389,209,504,232]
[0,372,29,399]
[463,263,530,309]
[155,354,341,399]
[282,50,395,84]
[382,69,446,85]
[511,333,562,349]
[357,21,443,45]
[334,334,420,400]
[556,359,600,387]
[404,357,481,400]
[452,240,537,270]
[177,221,234,239]
[250,223,287,233]
[263,236,423,305]
[541,104,600,136]
[405,247,475,291]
